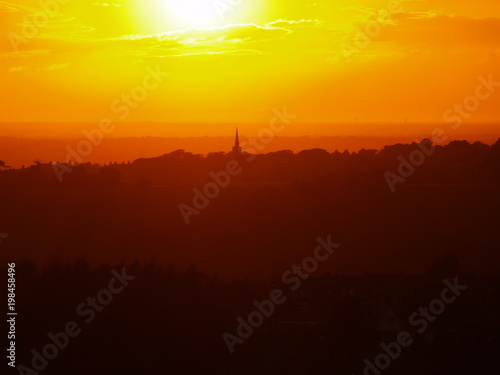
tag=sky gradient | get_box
[1,0,500,137]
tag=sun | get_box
[134,0,265,33]
[163,0,221,28]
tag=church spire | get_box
[232,127,242,154]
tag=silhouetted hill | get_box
[0,139,499,276]
[1,260,498,375]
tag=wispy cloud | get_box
[9,65,29,72]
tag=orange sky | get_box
[1,0,500,137]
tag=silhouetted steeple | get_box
[232,128,242,154]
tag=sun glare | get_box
[134,0,266,33]
[163,0,220,27]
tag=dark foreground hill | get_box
[0,139,499,276]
